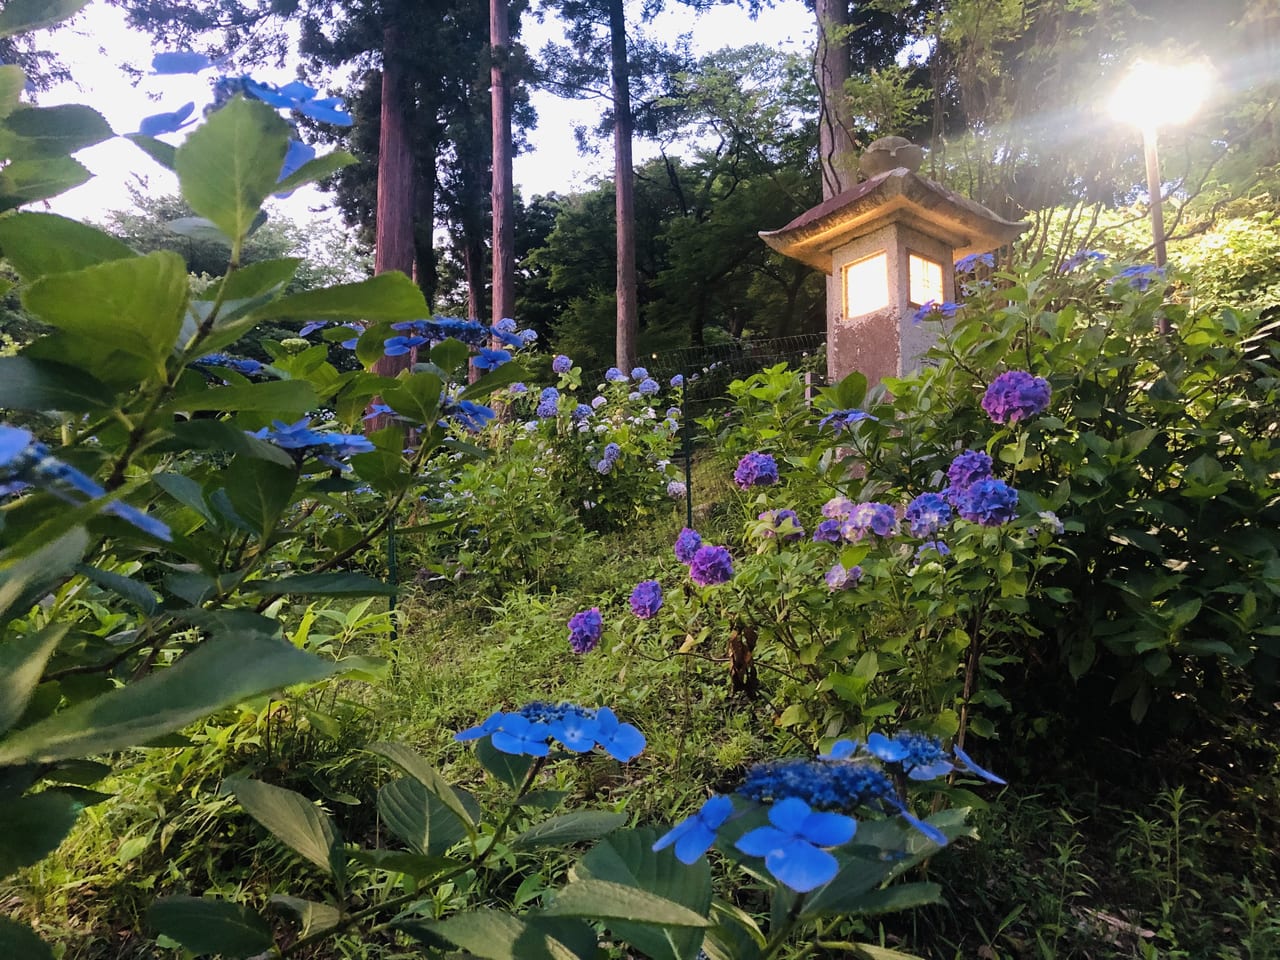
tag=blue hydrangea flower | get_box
[652,795,733,864]
[572,404,592,421]
[629,580,663,618]
[733,451,778,489]
[473,348,512,372]
[674,527,702,564]
[981,370,1051,425]
[138,101,196,136]
[670,374,684,388]
[552,354,573,374]
[955,477,1020,526]
[812,519,842,543]
[192,353,263,376]
[734,797,856,892]
[905,492,951,538]
[1061,250,1107,273]
[825,562,862,591]
[819,408,877,436]
[689,545,733,586]
[568,607,603,654]
[362,402,395,421]
[605,367,628,382]
[955,252,995,273]
[914,540,950,563]
[866,731,954,780]
[509,382,528,395]
[841,502,897,541]
[591,395,608,409]
[520,329,538,345]
[442,399,495,432]
[251,418,374,470]
[638,377,660,396]
[1113,263,1163,291]
[536,400,558,418]
[151,51,213,74]
[912,300,961,323]
[494,317,517,334]
[455,702,645,761]
[945,450,993,497]
[592,706,647,761]
[540,387,560,402]
[630,366,649,381]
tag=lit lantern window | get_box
[843,252,889,317]
[908,253,943,306]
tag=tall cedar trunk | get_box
[609,0,638,372]
[815,0,857,198]
[490,0,515,333]
[372,23,415,390]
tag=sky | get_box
[38,0,815,225]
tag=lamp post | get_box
[1108,61,1210,332]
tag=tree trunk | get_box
[490,0,515,334]
[369,23,416,430]
[815,0,857,199]
[609,0,639,372]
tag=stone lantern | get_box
[759,137,1028,389]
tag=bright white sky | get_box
[39,0,815,225]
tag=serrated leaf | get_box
[0,156,91,209]
[3,104,112,159]
[543,879,711,927]
[0,213,134,280]
[377,777,468,856]
[367,742,475,828]
[252,272,427,324]
[511,811,628,851]
[147,896,273,958]
[175,96,289,244]
[0,634,337,765]
[231,779,343,882]
[0,624,67,735]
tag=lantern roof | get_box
[759,167,1028,274]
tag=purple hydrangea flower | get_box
[757,509,804,541]
[1061,250,1107,273]
[822,496,854,520]
[553,354,573,374]
[667,480,687,499]
[734,451,779,489]
[945,450,992,497]
[638,377,660,396]
[509,382,528,395]
[912,301,961,323]
[689,545,734,586]
[841,502,897,542]
[955,252,995,273]
[955,478,1020,526]
[670,374,684,388]
[602,442,621,462]
[1114,263,1163,292]
[605,367,628,382]
[914,540,951,563]
[629,580,663,618]
[536,400,558,418]
[674,527,702,564]
[905,492,951,538]
[825,562,862,591]
[568,607,604,654]
[812,519,843,543]
[818,408,877,436]
[591,395,608,409]
[981,370,1051,425]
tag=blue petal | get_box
[152,51,211,74]
[673,823,717,864]
[907,759,954,781]
[552,714,600,753]
[898,808,949,847]
[820,738,859,761]
[763,838,839,893]
[278,139,316,183]
[106,502,173,541]
[735,825,790,858]
[454,710,505,741]
[243,78,294,108]
[766,796,813,833]
[138,102,195,137]
[699,794,734,828]
[277,80,318,101]
[799,811,856,847]
[652,818,692,853]
[601,722,646,762]
[953,745,1007,785]
[296,99,353,125]
[866,732,908,761]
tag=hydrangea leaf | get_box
[510,811,628,851]
[229,780,344,884]
[367,742,476,829]
[241,573,397,596]
[377,778,469,857]
[382,372,443,427]
[266,895,341,939]
[0,789,94,877]
[22,251,189,367]
[0,357,112,412]
[274,148,356,195]
[124,133,176,171]
[147,896,274,958]
[541,878,712,928]
[0,156,91,210]
[0,213,134,280]
[0,0,90,38]
[2,104,113,160]
[403,910,594,960]
[0,65,24,119]
[161,380,317,415]
[250,272,427,324]
[222,457,297,538]
[0,916,53,959]
[175,96,289,245]
[0,623,67,736]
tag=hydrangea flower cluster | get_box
[536,387,560,419]
[383,317,529,355]
[905,492,951,538]
[654,732,1003,893]
[638,377,660,396]
[440,398,496,433]
[812,518,842,543]
[605,367,628,383]
[1114,263,1163,291]
[669,374,684,389]
[911,300,961,323]
[552,354,573,374]
[590,395,608,409]
[955,252,995,273]
[945,449,993,493]
[666,480,687,499]
[674,527,702,564]
[630,367,649,381]
[472,348,512,372]
[733,451,779,489]
[455,702,645,762]
[594,441,622,475]
[981,370,1051,425]
[689,545,734,586]
[756,509,804,541]
[842,502,897,541]
[954,477,1020,525]
[567,607,603,654]
[192,353,263,376]
[818,408,876,437]
[822,496,854,520]
[0,425,172,540]
[824,562,862,591]
[1061,249,1107,273]
[629,580,663,619]
[251,418,375,470]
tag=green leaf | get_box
[0,916,54,960]
[0,0,90,37]
[0,790,84,877]
[230,779,344,882]
[0,624,67,736]
[243,573,396,597]
[23,251,189,365]
[836,881,942,916]
[0,357,111,413]
[0,156,91,209]
[511,811,628,851]
[0,634,337,765]
[0,66,24,119]
[849,945,924,960]
[474,736,534,789]
[154,420,295,468]
[3,105,112,159]
[124,133,175,170]
[252,272,427,324]
[408,911,594,960]
[274,149,356,194]
[542,879,712,927]
[367,742,475,828]
[0,213,134,280]
[382,371,443,425]
[73,564,158,614]
[175,96,289,245]
[268,895,341,938]
[147,896,273,959]
[377,777,468,856]
[577,827,712,960]
[347,849,460,879]
[224,457,297,538]
[163,379,318,414]
[0,529,88,622]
